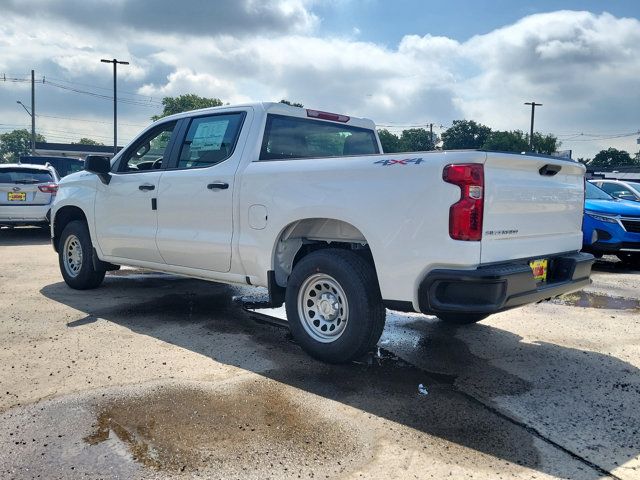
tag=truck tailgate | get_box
[481,153,585,264]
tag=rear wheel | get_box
[436,313,489,325]
[285,249,385,363]
[58,220,105,289]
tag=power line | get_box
[1,73,162,108]
[36,114,147,128]
[44,76,162,102]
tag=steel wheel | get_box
[297,273,349,343]
[63,234,83,278]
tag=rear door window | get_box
[259,114,379,160]
[0,168,53,184]
[176,113,245,169]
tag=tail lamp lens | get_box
[38,183,58,194]
[443,164,484,241]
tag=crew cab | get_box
[51,102,593,362]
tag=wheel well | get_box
[273,218,376,287]
[52,206,88,252]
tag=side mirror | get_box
[84,155,111,184]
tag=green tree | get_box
[481,130,530,153]
[279,99,304,107]
[588,148,639,169]
[377,129,402,153]
[399,128,436,152]
[0,129,46,163]
[152,94,223,121]
[72,138,104,146]
[441,120,491,150]
[531,132,560,155]
[481,130,560,155]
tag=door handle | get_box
[207,182,229,190]
[139,184,155,191]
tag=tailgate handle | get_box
[539,164,561,176]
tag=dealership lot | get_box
[0,227,638,479]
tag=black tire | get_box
[58,220,105,290]
[436,313,489,325]
[285,248,386,363]
[616,253,640,268]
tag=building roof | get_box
[34,142,122,158]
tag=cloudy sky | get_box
[1,0,639,158]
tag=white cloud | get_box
[0,6,638,157]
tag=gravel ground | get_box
[0,227,638,479]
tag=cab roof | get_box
[158,102,377,131]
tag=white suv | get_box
[0,163,59,227]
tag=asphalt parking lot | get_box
[0,227,639,480]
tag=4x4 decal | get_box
[374,157,424,166]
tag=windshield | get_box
[586,181,613,200]
[0,168,53,184]
[625,181,640,190]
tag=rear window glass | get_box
[0,168,53,184]
[259,114,379,160]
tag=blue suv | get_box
[583,181,640,266]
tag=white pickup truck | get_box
[51,102,593,362]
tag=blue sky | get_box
[315,0,640,44]
[0,0,639,158]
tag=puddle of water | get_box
[83,381,367,475]
[551,291,640,310]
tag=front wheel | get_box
[285,249,386,363]
[436,313,489,325]
[58,220,105,290]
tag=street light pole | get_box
[31,70,35,155]
[524,101,542,151]
[101,58,129,155]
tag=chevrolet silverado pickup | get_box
[51,102,593,362]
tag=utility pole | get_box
[101,58,129,155]
[30,70,35,154]
[524,101,542,151]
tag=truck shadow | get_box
[40,275,639,478]
[0,226,50,246]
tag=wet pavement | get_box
[1,228,639,479]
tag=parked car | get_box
[583,181,640,266]
[20,155,85,178]
[590,179,640,202]
[51,102,593,362]
[0,163,59,228]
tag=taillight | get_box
[443,163,484,241]
[38,183,58,195]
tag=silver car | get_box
[590,179,640,202]
[0,163,60,227]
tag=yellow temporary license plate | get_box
[8,192,26,201]
[529,259,548,282]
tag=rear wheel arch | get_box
[272,218,377,288]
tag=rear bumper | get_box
[418,252,594,316]
[0,204,51,224]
